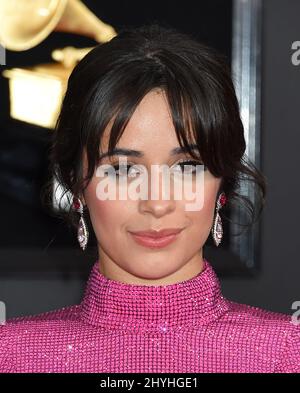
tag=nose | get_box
[138,165,176,217]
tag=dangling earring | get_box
[72,196,89,251]
[211,192,227,247]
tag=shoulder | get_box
[3,303,82,324]
[0,304,82,373]
[223,299,300,372]
[225,299,294,324]
[274,319,300,372]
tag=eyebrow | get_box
[99,144,199,160]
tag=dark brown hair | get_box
[42,23,267,241]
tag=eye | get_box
[171,159,207,174]
[112,163,142,178]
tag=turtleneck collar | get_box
[80,258,230,333]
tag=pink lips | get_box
[129,228,184,248]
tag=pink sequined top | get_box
[0,258,299,373]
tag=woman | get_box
[0,24,299,373]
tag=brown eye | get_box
[172,160,207,174]
[112,164,142,178]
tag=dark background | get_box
[0,0,299,319]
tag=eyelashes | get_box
[108,160,207,177]
[175,159,207,174]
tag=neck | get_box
[97,249,205,286]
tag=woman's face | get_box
[82,89,222,285]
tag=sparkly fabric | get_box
[0,258,299,373]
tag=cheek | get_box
[187,203,214,230]
[84,177,137,240]
[181,178,219,232]
[90,200,120,228]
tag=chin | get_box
[128,265,181,282]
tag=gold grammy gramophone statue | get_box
[0,0,117,128]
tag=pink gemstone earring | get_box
[72,196,89,251]
[211,192,227,247]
